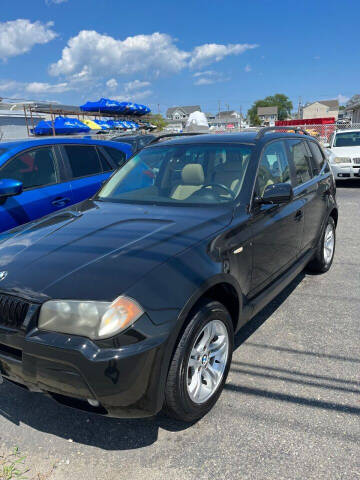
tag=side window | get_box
[0,147,57,189]
[103,147,127,167]
[308,141,325,174]
[287,139,313,186]
[64,145,103,179]
[257,141,290,196]
[96,148,113,172]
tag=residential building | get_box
[301,99,339,120]
[257,106,278,126]
[344,95,360,123]
[207,110,245,130]
[165,105,202,130]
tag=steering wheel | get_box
[199,183,236,199]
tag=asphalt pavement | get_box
[0,181,359,480]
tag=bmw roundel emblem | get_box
[0,271,8,282]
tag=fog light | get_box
[87,399,100,407]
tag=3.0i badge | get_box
[0,271,8,281]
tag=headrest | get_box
[181,164,205,185]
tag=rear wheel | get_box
[164,301,234,422]
[307,216,336,273]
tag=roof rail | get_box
[148,132,205,145]
[255,126,309,140]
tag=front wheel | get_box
[307,216,336,273]
[164,301,234,422]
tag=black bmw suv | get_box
[0,128,337,422]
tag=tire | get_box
[164,300,234,422]
[307,216,336,273]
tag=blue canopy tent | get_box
[80,98,125,114]
[33,117,90,135]
[93,119,112,130]
[80,98,151,116]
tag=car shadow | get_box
[335,179,360,188]
[0,272,306,451]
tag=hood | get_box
[330,146,360,158]
[0,200,232,302]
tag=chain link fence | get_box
[209,123,360,147]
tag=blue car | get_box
[0,138,132,233]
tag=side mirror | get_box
[0,179,23,199]
[322,142,330,148]
[258,182,293,205]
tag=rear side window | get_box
[308,141,325,174]
[286,139,313,186]
[103,147,127,167]
[0,146,57,189]
[64,145,103,179]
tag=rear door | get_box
[286,139,328,253]
[0,145,72,232]
[249,139,304,296]
[60,144,114,204]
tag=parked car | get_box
[0,129,337,422]
[0,138,132,233]
[325,129,360,179]
[112,134,156,153]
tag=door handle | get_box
[294,210,303,222]
[51,197,71,207]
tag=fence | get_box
[210,123,360,146]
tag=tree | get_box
[148,113,167,130]
[248,94,293,125]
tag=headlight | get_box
[38,296,144,339]
[333,157,351,164]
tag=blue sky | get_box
[0,0,357,115]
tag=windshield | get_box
[333,132,360,147]
[98,143,253,206]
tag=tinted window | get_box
[287,139,312,185]
[96,148,113,172]
[0,147,57,189]
[103,147,126,167]
[64,145,103,179]
[257,141,290,196]
[308,141,325,173]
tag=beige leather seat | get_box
[171,164,205,200]
[212,157,244,195]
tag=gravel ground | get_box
[0,182,359,480]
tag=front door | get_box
[249,140,304,297]
[0,146,70,233]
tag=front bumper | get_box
[0,312,173,418]
[330,163,360,179]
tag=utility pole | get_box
[297,97,302,119]
[218,100,221,117]
[157,103,160,115]
[239,105,242,130]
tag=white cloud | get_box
[189,43,258,68]
[49,30,259,82]
[124,80,151,92]
[46,0,68,3]
[337,94,349,104]
[193,70,229,86]
[106,78,118,89]
[0,19,57,60]
[49,31,190,78]
[244,64,252,72]
[113,89,153,102]
[25,81,71,93]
